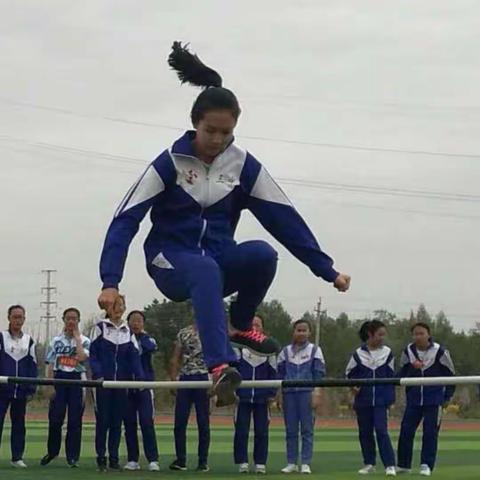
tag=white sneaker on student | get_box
[239,463,249,473]
[255,464,267,474]
[281,464,299,473]
[148,462,160,472]
[358,464,376,474]
[300,464,312,474]
[386,466,397,476]
[11,460,27,468]
[396,466,412,474]
[419,464,432,476]
[124,461,141,471]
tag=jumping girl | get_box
[98,42,351,405]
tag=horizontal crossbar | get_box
[0,376,478,389]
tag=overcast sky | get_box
[1,0,479,338]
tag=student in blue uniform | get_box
[90,295,144,472]
[96,41,350,405]
[41,307,90,468]
[345,320,396,476]
[169,322,210,472]
[277,319,325,475]
[397,322,455,477]
[234,315,277,475]
[123,310,160,472]
[0,305,38,468]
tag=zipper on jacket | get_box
[198,217,207,255]
[372,367,376,407]
[420,368,424,406]
[14,360,19,398]
[198,163,211,255]
[251,365,255,403]
[114,329,119,381]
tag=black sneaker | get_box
[40,454,55,466]
[97,457,108,473]
[211,364,242,407]
[169,459,187,471]
[67,459,79,468]
[109,462,121,471]
[229,329,280,357]
[196,464,210,472]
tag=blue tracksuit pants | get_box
[147,240,278,368]
[234,401,270,465]
[355,406,395,468]
[398,405,442,471]
[174,374,210,465]
[0,396,27,461]
[94,388,128,464]
[283,391,314,465]
[47,371,85,462]
[124,389,159,462]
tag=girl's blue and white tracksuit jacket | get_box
[90,319,144,464]
[99,131,339,369]
[234,348,277,466]
[346,345,396,468]
[0,331,37,462]
[277,342,325,465]
[397,341,455,471]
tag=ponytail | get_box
[168,41,241,125]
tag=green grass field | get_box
[1,422,479,478]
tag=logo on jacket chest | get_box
[216,173,236,187]
[184,169,198,185]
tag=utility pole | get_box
[41,269,57,346]
[314,297,322,346]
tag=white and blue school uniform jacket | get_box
[45,333,91,374]
[345,345,395,408]
[0,331,37,398]
[398,341,455,407]
[134,332,157,382]
[89,319,144,381]
[100,131,339,289]
[277,342,326,393]
[235,348,277,403]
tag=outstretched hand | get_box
[97,288,120,318]
[334,273,351,292]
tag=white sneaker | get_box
[11,460,27,468]
[358,465,376,474]
[396,467,412,474]
[239,463,249,473]
[420,465,431,476]
[148,462,160,472]
[300,464,312,474]
[124,461,141,471]
[281,464,299,473]
[386,466,397,476]
[255,464,266,474]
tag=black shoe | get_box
[97,457,108,473]
[109,462,121,471]
[211,364,242,407]
[229,329,280,357]
[67,459,79,468]
[40,454,55,466]
[196,464,210,472]
[169,459,187,471]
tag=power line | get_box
[2,97,480,160]
[1,134,479,205]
